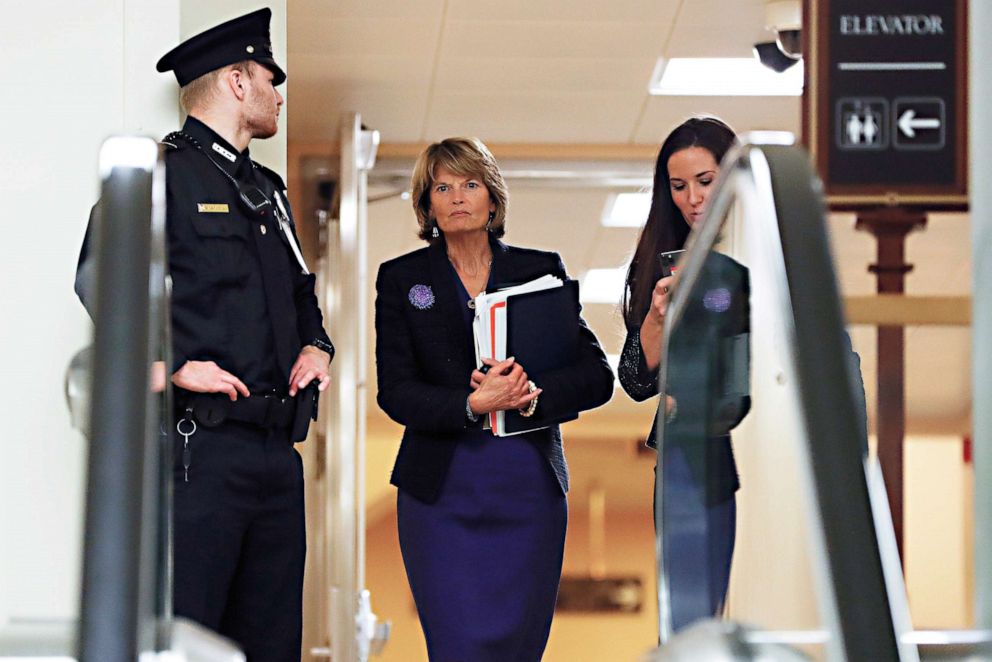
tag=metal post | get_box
[323,113,382,662]
[854,210,926,559]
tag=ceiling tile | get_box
[440,19,669,60]
[290,0,445,22]
[633,95,801,143]
[424,91,646,143]
[290,17,442,58]
[434,56,654,94]
[292,54,433,88]
[446,0,681,23]
[666,24,771,58]
[676,0,766,29]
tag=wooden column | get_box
[855,209,927,559]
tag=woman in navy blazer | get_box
[375,137,614,662]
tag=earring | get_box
[431,222,439,239]
[487,211,495,230]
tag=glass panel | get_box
[657,199,839,659]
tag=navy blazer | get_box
[374,236,615,504]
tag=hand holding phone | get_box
[658,249,685,278]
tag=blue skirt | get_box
[397,430,567,662]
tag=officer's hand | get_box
[172,360,251,401]
[289,346,331,396]
[151,361,166,393]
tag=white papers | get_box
[472,275,564,436]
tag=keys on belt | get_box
[175,393,297,483]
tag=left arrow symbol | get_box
[898,109,941,138]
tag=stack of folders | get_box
[472,275,581,437]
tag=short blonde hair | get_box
[179,60,256,114]
[410,137,509,242]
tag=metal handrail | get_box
[77,136,164,661]
[653,134,903,660]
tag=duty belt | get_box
[184,392,296,429]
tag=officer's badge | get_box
[408,284,435,310]
[197,203,230,213]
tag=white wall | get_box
[0,1,180,625]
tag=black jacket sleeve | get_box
[289,247,331,350]
[618,322,660,403]
[267,177,331,352]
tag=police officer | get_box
[76,8,331,661]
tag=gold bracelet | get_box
[519,380,538,417]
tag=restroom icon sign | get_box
[836,98,889,150]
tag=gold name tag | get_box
[197,203,230,213]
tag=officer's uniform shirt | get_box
[164,117,330,394]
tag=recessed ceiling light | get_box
[649,57,803,96]
[602,192,652,228]
[580,267,628,304]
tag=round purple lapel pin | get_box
[408,284,435,310]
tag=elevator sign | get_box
[804,0,968,208]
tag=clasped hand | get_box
[467,357,542,416]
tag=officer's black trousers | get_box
[173,420,305,662]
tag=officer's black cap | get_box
[155,8,286,87]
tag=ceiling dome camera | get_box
[776,28,802,58]
[753,40,800,73]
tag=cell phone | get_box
[658,249,685,278]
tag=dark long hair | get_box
[621,116,737,328]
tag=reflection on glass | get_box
[659,223,832,656]
[661,248,750,632]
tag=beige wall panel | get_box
[0,0,179,625]
[906,213,972,295]
[905,436,972,628]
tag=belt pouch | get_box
[290,383,319,442]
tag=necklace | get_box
[448,254,493,309]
